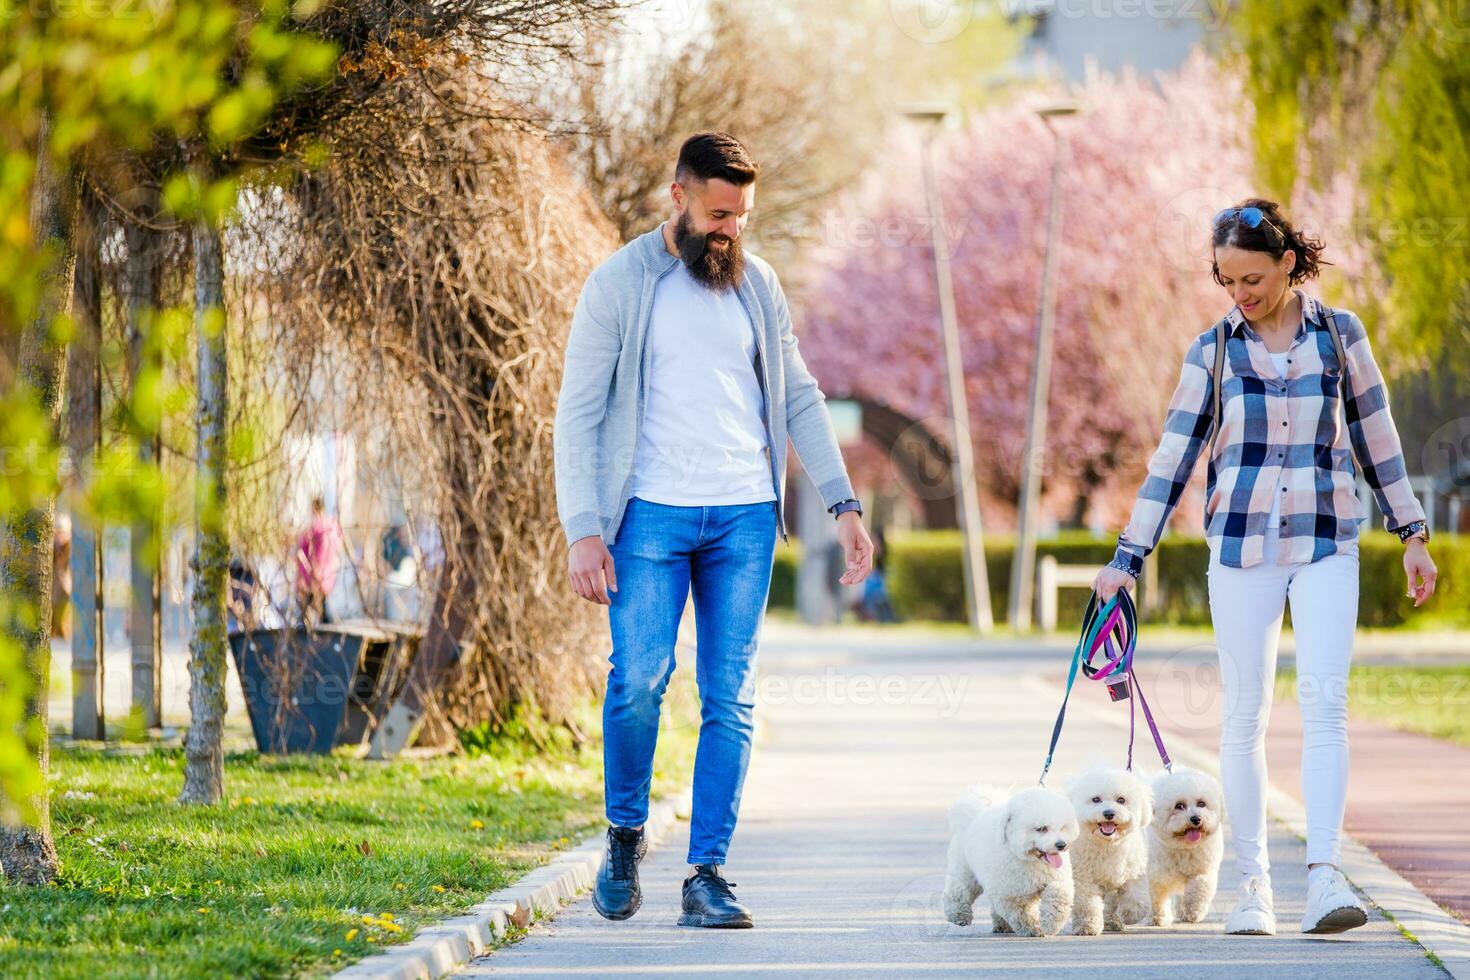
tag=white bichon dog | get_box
[1146,767,1225,926]
[942,784,1078,937]
[1063,767,1154,935]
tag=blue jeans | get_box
[603,494,778,865]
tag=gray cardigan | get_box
[553,223,855,549]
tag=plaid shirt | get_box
[1112,288,1425,573]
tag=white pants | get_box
[1207,522,1359,878]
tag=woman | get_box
[1092,198,1437,936]
[295,495,343,626]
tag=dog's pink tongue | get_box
[1043,851,1063,869]
[1185,828,1202,843]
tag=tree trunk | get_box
[124,184,163,731]
[179,206,229,805]
[68,181,105,741]
[0,116,75,885]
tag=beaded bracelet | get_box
[1395,520,1428,543]
[1106,556,1141,580]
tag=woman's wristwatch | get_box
[830,498,863,519]
[1396,520,1430,544]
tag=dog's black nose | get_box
[1102,809,1115,820]
[1055,841,1067,851]
[1189,814,1201,826]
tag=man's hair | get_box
[674,132,759,186]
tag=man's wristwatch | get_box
[830,498,863,519]
[1397,520,1430,544]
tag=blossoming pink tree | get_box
[797,54,1360,536]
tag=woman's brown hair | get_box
[1210,197,1330,286]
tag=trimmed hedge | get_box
[768,529,1470,629]
[770,540,800,610]
[885,530,1469,628]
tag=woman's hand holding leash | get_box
[1404,538,1436,607]
[1092,565,1135,604]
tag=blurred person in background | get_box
[295,495,343,626]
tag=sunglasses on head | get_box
[1214,206,1284,241]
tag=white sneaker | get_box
[1226,874,1276,935]
[1301,868,1368,934]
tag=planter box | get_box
[228,621,421,754]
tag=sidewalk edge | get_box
[330,788,695,980]
[1019,673,1469,978]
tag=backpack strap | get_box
[1324,309,1349,397]
[1208,304,1348,457]
[1208,318,1226,456]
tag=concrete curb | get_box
[330,788,694,980]
[1020,673,1470,977]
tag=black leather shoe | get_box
[678,864,753,928]
[592,825,647,920]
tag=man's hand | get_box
[1404,539,1437,608]
[568,534,617,605]
[836,511,873,586]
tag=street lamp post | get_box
[906,105,993,634]
[1009,102,1079,632]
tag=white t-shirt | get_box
[628,263,777,506]
[1266,349,1290,528]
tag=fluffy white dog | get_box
[1146,767,1225,926]
[942,784,1078,937]
[1063,767,1153,935]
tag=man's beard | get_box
[673,210,745,290]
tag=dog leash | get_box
[1038,586,1172,785]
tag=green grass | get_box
[0,698,697,979]
[1275,665,1470,747]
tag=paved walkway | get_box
[461,623,1447,978]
